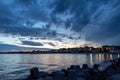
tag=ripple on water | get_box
[0,53,119,80]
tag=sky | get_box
[0,0,120,51]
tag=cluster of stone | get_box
[25,58,120,80]
[102,58,120,80]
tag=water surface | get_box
[0,53,119,80]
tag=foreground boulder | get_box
[67,69,77,80]
[29,67,41,79]
[25,58,120,80]
[27,67,48,80]
[98,58,120,80]
[107,74,120,80]
[53,70,64,80]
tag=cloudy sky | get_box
[0,0,120,51]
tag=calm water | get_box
[0,53,120,80]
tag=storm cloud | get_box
[0,0,120,50]
[0,43,50,51]
[21,41,43,46]
[50,0,120,45]
[0,43,25,51]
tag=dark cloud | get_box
[52,0,120,45]
[0,2,17,26]
[14,0,51,23]
[0,25,37,36]
[51,0,92,31]
[81,1,120,45]
[21,41,43,46]
[0,0,120,46]
[0,43,50,51]
[0,43,25,51]
[53,0,70,14]
[15,0,37,6]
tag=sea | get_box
[0,53,120,80]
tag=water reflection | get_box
[0,53,119,80]
[90,54,93,65]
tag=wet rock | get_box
[93,64,99,70]
[110,60,117,63]
[53,70,65,80]
[117,58,120,65]
[30,67,40,79]
[37,78,43,80]
[70,65,81,70]
[82,64,88,69]
[92,64,101,77]
[105,66,119,76]
[29,67,48,80]
[98,58,120,80]
[77,71,85,77]
[39,71,48,78]
[107,74,120,80]
[76,77,85,80]
[61,69,66,72]
[68,69,77,80]
[45,77,53,80]
[70,65,76,69]
[76,65,81,70]
[48,72,54,77]
[27,60,120,80]
[61,69,68,77]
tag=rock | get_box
[107,74,120,80]
[61,69,68,77]
[70,65,81,70]
[68,69,77,80]
[48,72,54,77]
[76,65,81,70]
[98,61,120,80]
[77,71,85,77]
[54,70,65,80]
[76,77,85,80]
[61,69,66,72]
[39,71,48,78]
[30,67,40,79]
[117,58,120,65]
[92,64,100,75]
[70,65,76,69]
[93,64,99,70]
[45,77,53,80]
[37,78,43,80]
[110,60,117,63]
[105,67,119,76]
[82,64,88,69]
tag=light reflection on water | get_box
[0,53,119,80]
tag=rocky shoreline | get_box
[25,58,120,80]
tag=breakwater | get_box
[25,58,120,80]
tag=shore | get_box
[25,58,120,80]
[0,52,119,54]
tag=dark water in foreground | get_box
[0,53,120,80]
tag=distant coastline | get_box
[0,45,120,54]
[0,52,120,54]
